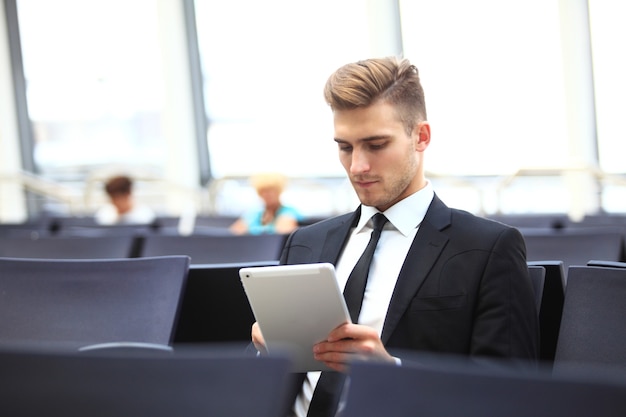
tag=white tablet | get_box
[239,262,351,372]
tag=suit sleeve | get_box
[470,227,539,361]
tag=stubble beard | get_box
[354,155,419,210]
[353,172,415,210]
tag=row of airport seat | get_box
[2,212,625,416]
[0,346,293,417]
[0,255,273,349]
[185,260,626,368]
[0,215,238,236]
[0,232,288,264]
[3,211,624,233]
[2,345,625,417]
[485,212,626,278]
[166,259,626,369]
[487,212,626,230]
[1,257,626,416]
[0,213,328,238]
[522,228,626,275]
[1,212,625,357]
[1,255,623,367]
[2,215,625,366]
[1,215,625,268]
[0,228,623,271]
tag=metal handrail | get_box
[493,164,626,215]
[0,170,205,217]
[0,170,83,213]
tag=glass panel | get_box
[194,0,373,178]
[399,0,568,175]
[588,0,626,174]
[17,0,167,180]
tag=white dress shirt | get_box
[94,203,156,225]
[292,181,434,417]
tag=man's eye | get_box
[338,145,352,152]
[369,143,386,150]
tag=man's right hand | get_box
[251,322,268,354]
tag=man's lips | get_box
[353,179,378,188]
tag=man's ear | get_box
[415,121,431,150]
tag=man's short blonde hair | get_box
[323,56,427,136]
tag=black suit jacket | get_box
[278,195,539,413]
[281,194,538,358]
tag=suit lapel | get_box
[381,195,451,343]
[318,209,360,265]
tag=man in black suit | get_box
[252,57,539,417]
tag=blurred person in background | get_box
[95,175,156,225]
[230,172,302,235]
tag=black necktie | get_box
[343,213,388,323]
[307,213,388,417]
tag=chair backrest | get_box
[47,215,100,230]
[341,357,626,417]
[193,214,240,229]
[173,261,278,345]
[0,347,291,417]
[527,265,546,313]
[56,223,156,239]
[554,265,626,370]
[488,213,572,229]
[0,235,137,259]
[139,233,287,264]
[522,228,624,276]
[527,260,566,364]
[0,221,48,238]
[578,214,626,227]
[587,260,626,268]
[0,256,190,349]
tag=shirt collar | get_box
[356,180,434,237]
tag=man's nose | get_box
[349,149,370,175]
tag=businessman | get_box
[252,56,539,417]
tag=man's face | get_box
[333,101,430,212]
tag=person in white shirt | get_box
[251,56,539,417]
[95,175,156,225]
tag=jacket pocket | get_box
[410,294,467,311]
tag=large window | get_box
[194,0,375,178]
[16,0,168,180]
[588,0,626,212]
[399,0,569,176]
[5,0,625,218]
[588,0,626,174]
[397,0,626,215]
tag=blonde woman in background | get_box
[230,173,302,235]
